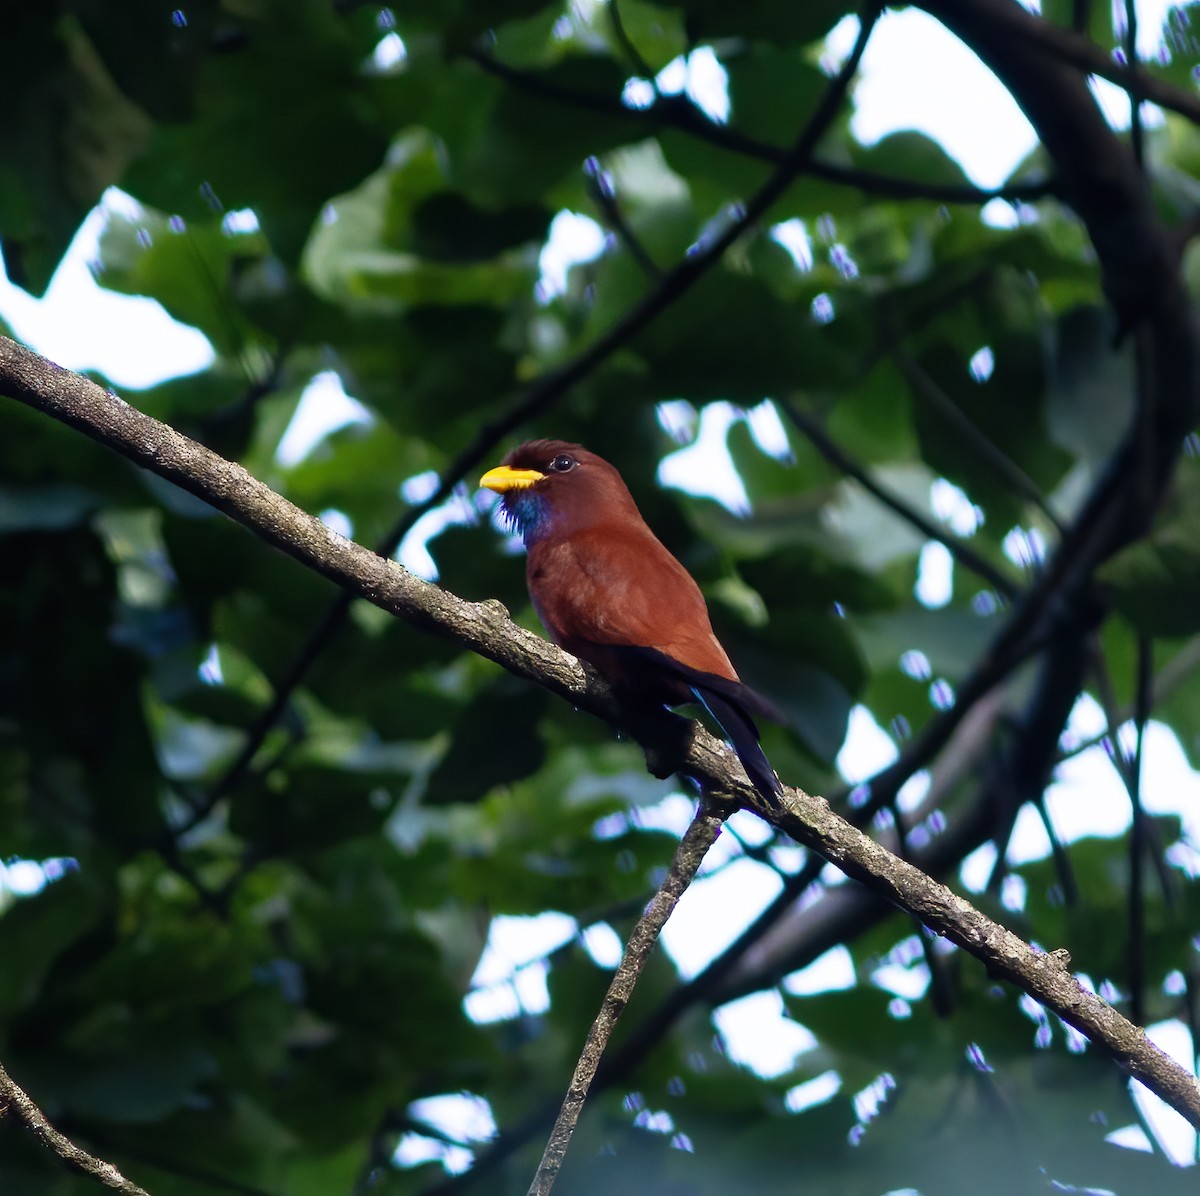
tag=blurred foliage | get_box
[2,1,1200,1194]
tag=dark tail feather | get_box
[692,685,783,807]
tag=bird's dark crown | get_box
[501,439,591,474]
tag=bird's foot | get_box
[628,706,696,781]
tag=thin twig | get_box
[887,339,1065,534]
[1032,793,1080,905]
[527,801,728,1195]
[425,857,832,1195]
[0,1062,150,1196]
[1089,641,1175,910]
[465,49,1058,207]
[607,0,655,78]
[1123,0,1145,171]
[583,157,663,280]
[777,395,1020,598]
[1128,632,1152,1026]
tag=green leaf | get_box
[0,17,151,294]
[0,484,101,531]
[122,0,393,265]
[430,57,644,205]
[425,678,549,803]
[726,49,830,146]
[850,130,974,191]
[1098,460,1200,635]
[1047,305,1135,466]
[659,0,849,44]
[0,874,110,1019]
[410,191,551,262]
[98,208,267,356]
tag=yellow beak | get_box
[479,465,546,493]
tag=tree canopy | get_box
[2,1,1200,1194]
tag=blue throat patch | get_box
[505,490,554,547]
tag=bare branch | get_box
[776,394,1021,597]
[920,0,1195,333]
[934,0,1200,127]
[584,157,663,280]
[465,48,1057,207]
[432,694,1013,1192]
[0,1062,150,1196]
[607,0,656,79]
[527,802,727,1195]
[886,338,1065,533]
[1127,633,1153,1026]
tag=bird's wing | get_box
[622,646,788,725]
[532,524,736,677]
[531,525,787,803]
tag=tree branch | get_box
[935,0,1200,127]
[527,801,727,1195]
[0,1062,150,1196]
[465,48,1057,207]
[607,0,656,79]
[886,337,1065,533]
[429,694,1012,1192]
[920,0,1195,335]
[584,157,663,280]
[776,394,1020,597]
[3,333,1199,1128]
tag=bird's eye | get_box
[550,454,576,473]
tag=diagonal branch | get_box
[428,694,1013,1193]
[466,49,1057,207]
[0,1062,150,1196]
[886,339,1065,533]
[584,157,663,280]
[3,333,1199,1128]
[527,801,727,1195]
[937,0,1200,126]
[607,0,656,79]
[776,394,1020,597]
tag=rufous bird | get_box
[480,440,785,807]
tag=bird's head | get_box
[480,439,638,545]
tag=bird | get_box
[480,439,785,807]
